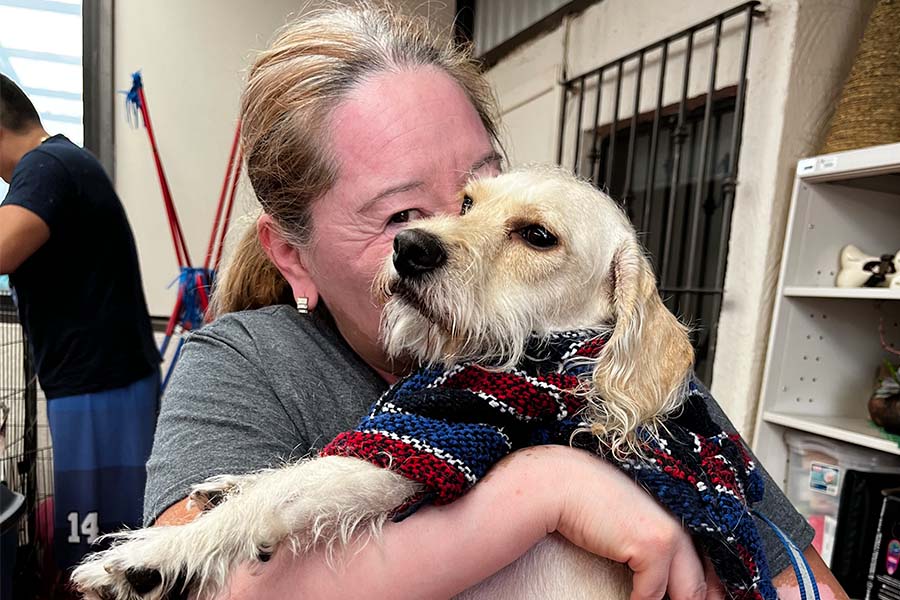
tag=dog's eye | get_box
[518,225,558,249]
[460,195,474,215]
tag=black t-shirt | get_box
[2,135,160,398]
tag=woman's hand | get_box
[531,445,711,600]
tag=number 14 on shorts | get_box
[67,511,99,544]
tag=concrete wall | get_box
[114,1,455,317]
[486,0,875,434]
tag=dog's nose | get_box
[393,229,447,278]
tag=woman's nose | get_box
[393,229,447,278]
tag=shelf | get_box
[783,286,900,300]
[796,142,900,182]
[756,145,900,489]
[763,411,900,456]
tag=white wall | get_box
[486,0,874,434]
[114,1,454,317]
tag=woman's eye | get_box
[389,210,411,224]
[387,209,423,226]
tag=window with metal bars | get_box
[556,1,763,384]
[591,92,737,381]
[455,0,599,67]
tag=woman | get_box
[145,5,839,599]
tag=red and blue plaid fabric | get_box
[322,330,775,600]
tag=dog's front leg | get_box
[71,456,419,600]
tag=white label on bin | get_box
[809,462,840,496]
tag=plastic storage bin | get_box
[784,431,900,566]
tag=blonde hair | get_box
[209,4,500,319]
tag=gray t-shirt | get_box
[144,304,813,577]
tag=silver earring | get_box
[296,297,309,314]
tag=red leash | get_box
[127,73,245,354]
[205,123,242,271]
[135,85,192,269]
[213,145,243,273]
[127,72,244,391]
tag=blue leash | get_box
[753,510,821,600]
[158,267,213,394]
[160,335,186,393]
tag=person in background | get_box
[0,73,160,573]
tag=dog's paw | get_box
[71,563,183,600]
[71,527,209,600]
[68,557,120,600]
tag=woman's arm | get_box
[772,547,848,600]
[169,446,708,600]
[158,442,851,599]
[696,389,848,598]
[702,547,848,600]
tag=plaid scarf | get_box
[322,330,776,600]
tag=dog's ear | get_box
[587,238,694,456]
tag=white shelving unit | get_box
[753,142,900,488]
[783,286,900,301]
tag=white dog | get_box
[72,166,699,600]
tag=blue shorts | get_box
[46,370,160,570]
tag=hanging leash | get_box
[204,123,243,273]
[126,73,192,268]
[125,72,242,390]
[753,510,820,600]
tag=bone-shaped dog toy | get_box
[836,244,900,288]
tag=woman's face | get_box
[301,67,500,380]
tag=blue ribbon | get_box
[124,71,143,129]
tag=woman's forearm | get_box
[772,546,848,600]
[221,449,556,599]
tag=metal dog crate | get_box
[1,290,54,598]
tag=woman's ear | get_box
[257,214,320,311]
[587,237,694,456]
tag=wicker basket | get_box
[821,0,900,154]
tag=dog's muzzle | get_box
[393,229,447,279]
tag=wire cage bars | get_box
[1,290,53,596]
